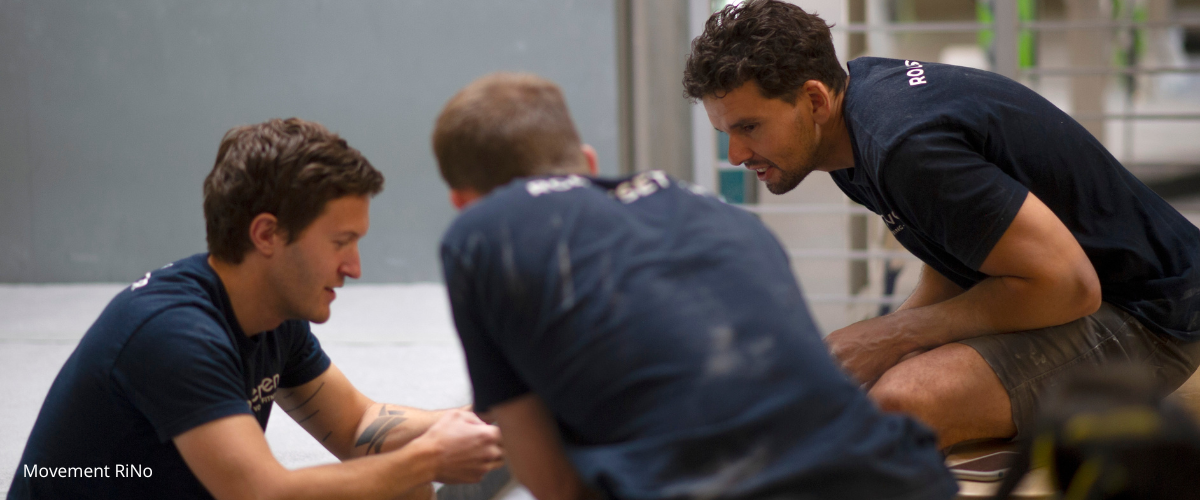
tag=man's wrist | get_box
[890,308,937,352]
[389,434,441,485]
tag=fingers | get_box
[439,408,489,428]
[460,409,488,426]
[438,451,503,483]
[428,410,506,484]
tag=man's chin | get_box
[306,308,332,324]
[764,182,789,195]
[764,170,809,195]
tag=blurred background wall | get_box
[0,0,620,283]
[2,0,1199,333]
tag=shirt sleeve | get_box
[111,306,252,442]
[441,240,530,413]
[882,127,1029,270]
[279,321,332,388]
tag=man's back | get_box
[441,172,956,500]
[835,57,1200,340]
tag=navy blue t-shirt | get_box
[9,253,331,499]
[441,172,956,500]
[833,57,1200,340]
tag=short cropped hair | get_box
[683,0,847,103]
[432,73,584,193]
[203,118,384,264]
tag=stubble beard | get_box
[764,147,825,195]
[274,248,333,325]
[765,163,813,194]
[764,117,826,195]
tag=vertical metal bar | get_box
[614,0,635,176]
[993,0,1019,79]
[1121,0,1135,161]
[630,0,652,173]
[1066,0,1109,142]
[865,0,893,57]
[629,0,694,180]
[689,0,718,191]
[849,214,869,295]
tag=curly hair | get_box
[203,118,384,264]
[683,0,847,103]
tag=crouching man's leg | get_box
[869,303,1200,449]
[869,343,1013,449]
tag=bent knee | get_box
[869,375,932,415]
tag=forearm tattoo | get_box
[281,382,325,426]
[354,404,408,455]
[281,382,324,413]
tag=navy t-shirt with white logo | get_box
[9,253,331,499]
[441,173,956,500]
[833,57,1200,340]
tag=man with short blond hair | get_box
[432,73,956,500]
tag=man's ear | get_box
[450,188,482,210]
[581,144,598,176]
[247,213,282,257]
[804,80,834,125]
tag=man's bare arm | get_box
[826,192,1101,385]
[490,394,598,500]
[893,264,964,313]
[918,192,1101,337]
[274,364,460,462]
[176,408,502,500]
[174,414,438,500]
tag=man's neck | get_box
[207,255,284,336]
[817,81,856,172]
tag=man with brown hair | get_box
[684,0,1200,450]
[433,73,955,500]
[10,118,502,500]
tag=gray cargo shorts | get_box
[957,302,1200,438]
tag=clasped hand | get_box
[419,409,504,483]
[823,315,918,389]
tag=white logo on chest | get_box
[882,211,907,235]
[248,374,281,413]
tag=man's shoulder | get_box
[443,173,727,246]
[845,57,1033,157]
[84,254,230,354]
[118,253,219,303]
[847,56,1022,106]
[443,175,604,244]
[472,174,598,210]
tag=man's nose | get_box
[340,245,362,280]
[727,134,753,167]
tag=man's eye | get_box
[743,124,757,133]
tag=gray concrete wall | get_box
[0,0,619,283]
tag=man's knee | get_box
[867,344,994,417]
[868,370,934,416]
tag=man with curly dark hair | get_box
[685,0,1200,450]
